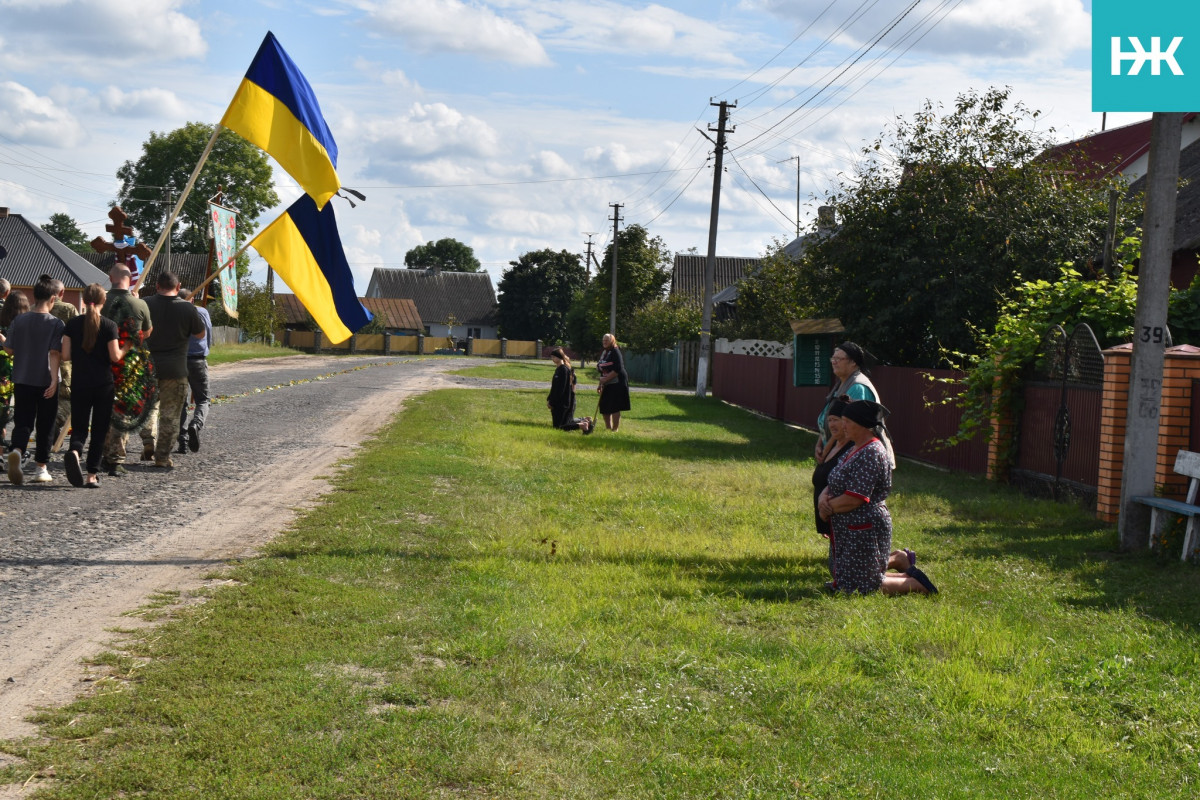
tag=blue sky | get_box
[0,0,1131,294]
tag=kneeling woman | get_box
[817,400,936,595]
[547,348,592,433]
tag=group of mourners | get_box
[0,264,212,489]
[545,333,631,435]
[812,341,938,596]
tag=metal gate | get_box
[1010,323,1105,508]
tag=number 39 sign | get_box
[209,203,239,319]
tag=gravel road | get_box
[0,354,523,746]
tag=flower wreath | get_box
[110,325,158,432]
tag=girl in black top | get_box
[596,333,630,431]
[61,284,130,487]
[547,348,592,433]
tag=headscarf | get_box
[827,398,849,417]
[842,400,889,429]
[836,341,867,371]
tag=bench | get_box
[1132,449,1200,561]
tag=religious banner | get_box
[209,202,239,318]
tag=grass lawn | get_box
[3,389,1199,798]
[208,342,304,366]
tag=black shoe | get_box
[176,440,188,455]
[64,449,84,488]
[187,424,200,453]
[906,566,938,594]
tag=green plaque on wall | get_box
[790,318,844,387]
[793,334,833,386]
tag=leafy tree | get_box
[116,122,278,255]
[405,238,481,272]
[497,248,587,342]
[715,239,820,342]
[580,224,672,344]
[624,294,701,352]
[42,213,90,250]
[802,87,1139,367]
[234,280,283,342]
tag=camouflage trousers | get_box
[103,377,188,465]
[139,377,189,463]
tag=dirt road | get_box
[0,355,497,746]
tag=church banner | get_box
[209,203,239,318]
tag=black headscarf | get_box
[836,341,867,371]
[842,400,889,429]
[827,398,849,417]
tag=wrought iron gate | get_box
[1010,324,1105,508]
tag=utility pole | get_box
[696,99,735,398]
[1118,112,1183,550]
[608,204,622,336]
[582,232,597,281]
[779,155,801,239]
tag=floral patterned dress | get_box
[826,438,892,594]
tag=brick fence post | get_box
[418,334,426,355]
[986,354,1015,482]
[500,338,508,358]
[1096,344,1132,522]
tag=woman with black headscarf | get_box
[817,400,936,595]
[815,341,894,468]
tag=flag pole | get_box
[134,123,225,292]
[193,239,253,296]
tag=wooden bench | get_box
[1132,449,1200,561]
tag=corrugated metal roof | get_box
[0,213,112,289]
[274,293,423,332]
[669,255,758,302]
[77,251,211,296]
[365,268,498,326]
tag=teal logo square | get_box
[1093,0,1200,111]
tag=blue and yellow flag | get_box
[249,195,371,344]
[221,32,341,209]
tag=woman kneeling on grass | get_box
[817,400,937,595]
[547,348,593,434]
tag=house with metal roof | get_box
[274,293,423,335]
[0,209,111,305]
[669,255,758,305]
[365,267,498,339]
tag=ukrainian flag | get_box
[221,32,341,209]
[250,195,371,344]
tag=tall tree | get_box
[497,248,586,342]
[42,213,90,250]
[405,238,481,272]
[116,122,278,254]
[580,224,672,344]
[802,87,1136,367]
[715,238,819,342]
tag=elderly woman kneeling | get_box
[817,400,936,596]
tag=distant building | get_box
[273,293,422,335]
[365,267,498,339]
[0,209,111,306]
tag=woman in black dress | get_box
[546,348,592,433]
[596,333,630,431]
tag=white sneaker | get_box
[28,466,52,484]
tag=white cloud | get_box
[363,102,501,177]
[745,0,1089,61]
[0,81,86,147]
[0,0,206,73]
[357,0,551,66]
[96,87,190,119]
[517,1,754,65]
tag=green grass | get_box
[454,360,654,387]
[3,389,1199,799]
[208,342,304,365]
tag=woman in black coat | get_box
[547,348,592,433]
[596,333,630,431]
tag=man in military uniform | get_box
[100,261,152,476]
[140,271,204,468]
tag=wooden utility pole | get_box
[696,99,734,398]
[608,204,622,336]
[583,232,597,281]
[1118,112,1184,550]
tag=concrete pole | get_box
[1118,112,1183,550]
[696,100,734,398]
[608,204,622,337]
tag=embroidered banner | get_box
[209,203,239,319]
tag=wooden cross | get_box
[90,206,152,261]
